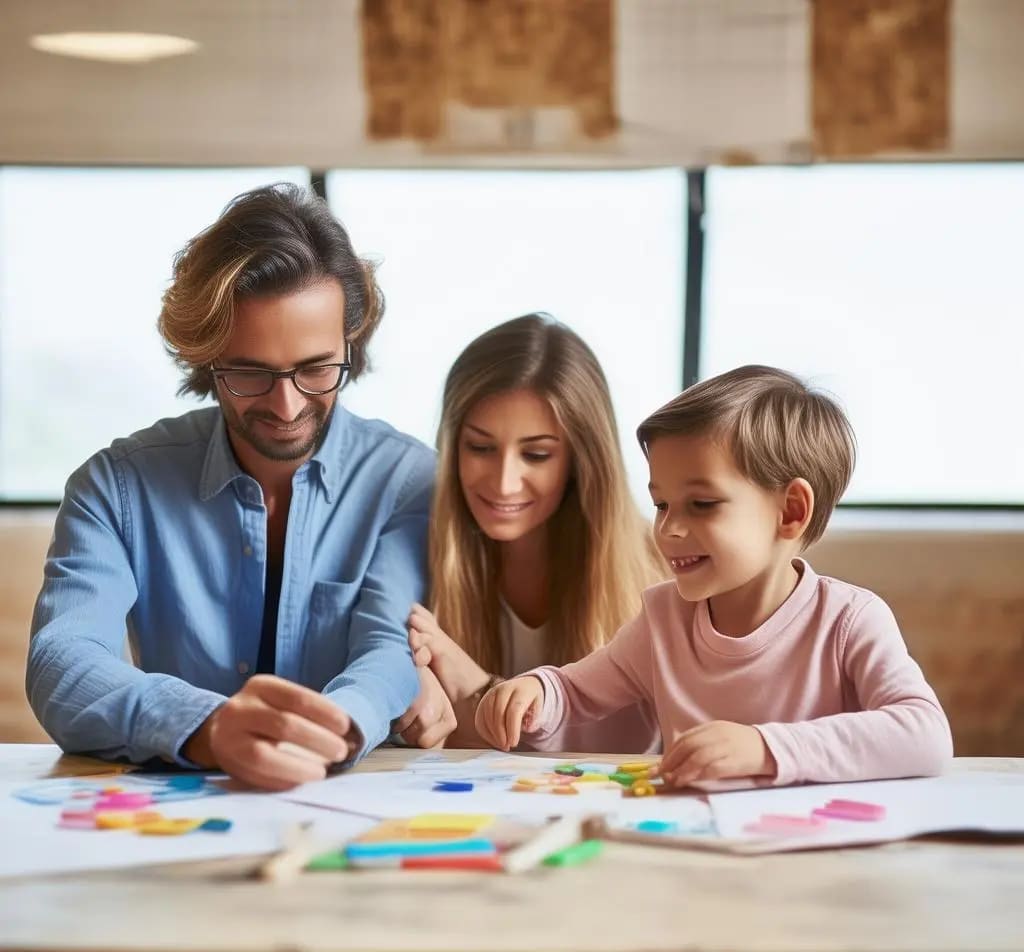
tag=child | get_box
[475,365,953,786]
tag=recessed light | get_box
[29,32,199,64]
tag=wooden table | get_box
[1,745,1022,952]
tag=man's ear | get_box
[778,478,814,542]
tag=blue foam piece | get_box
[346,838,495,860]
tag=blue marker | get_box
[433,781,474,792]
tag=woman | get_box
[408,313,665,751]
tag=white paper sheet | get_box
[708,771,1024,851]
[280,751,718,832]
[0,776,373,879]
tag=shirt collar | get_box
[306,402,351,504]
[198,402,351,504]
[199,414,248,502]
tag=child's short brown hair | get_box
[637,365,856,546]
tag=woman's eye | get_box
[465,442,493,454]
[523,452,552,463]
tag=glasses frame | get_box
[211,358,351,398]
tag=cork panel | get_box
[813,0,950,156]
[0,521,53,743]
[361,0,616,140]
[361,0,445,140]
[897,591,1024,757]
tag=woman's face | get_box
[458,388,573,544]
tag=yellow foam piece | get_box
[574,773,613,783]
[618,762,654,773]
[407,813,494,833]
[137,818,203,836]
[572,781,621,793]
[514,776,544,787]
[95,810,163,830]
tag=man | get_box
[27,184,453,790]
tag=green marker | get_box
[542,839,603,867]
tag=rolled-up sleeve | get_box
[27,453,225,764]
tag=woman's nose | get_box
[496,456,523,497]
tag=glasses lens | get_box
[294,365,344,394]
[219,371,273,396]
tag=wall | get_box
[3,510,1021,755]
[1,0,1023,166]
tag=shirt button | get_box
[238,661,250,675]
[242,545,253,557]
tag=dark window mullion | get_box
[683,168,706,389]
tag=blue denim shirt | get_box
[27,404,434,766]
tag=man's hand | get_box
[474,676,544,751]
[391,666,458,749]
[408,603,491,703]
[182,674,356,791]
[652,721,776,788]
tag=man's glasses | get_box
[211,361,351,398]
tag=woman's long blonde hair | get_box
[430,313,664,673]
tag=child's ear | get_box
[778,478,814,542]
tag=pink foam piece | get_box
[813,799,886,822]
[94,792,153,811]
[743,812,828,835]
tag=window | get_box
[0,166,310,500]
[327,169,685,506]
[702,164,1023,505]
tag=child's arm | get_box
[519,612,655,747]
[756,595,954,784]
[475,676,544,751]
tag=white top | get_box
[498,599,549,677]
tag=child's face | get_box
[647,433,788,603]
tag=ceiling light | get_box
[29,32,199,64]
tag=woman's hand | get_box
[474,676,544,751]
[391,666,458,749]
[408,603,491,703]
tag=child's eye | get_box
[690,500,720,511]
[652,501,667,512]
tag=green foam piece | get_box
[305,850,349,871]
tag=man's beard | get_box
[224,401,334,462]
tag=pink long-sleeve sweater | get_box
[526,560,953,784]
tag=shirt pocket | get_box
[302,579,362,687]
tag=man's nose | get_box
[263,376,307,421]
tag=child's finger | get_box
[412,645,431,666]
[657,739,697,776]
[667,746,728,786]
[504,691,534,750]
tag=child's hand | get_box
[408,603,491,703]
[653,721,777,787]
[474,676,544,751]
